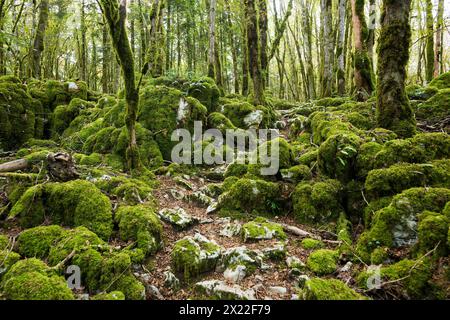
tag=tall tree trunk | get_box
[0,0,6,75]
[258,0,268,87]
[434,0,444,78]
[32,0,49,79]
[102,22,109,93]
[100,0,140,170]
[245,0,265,105]
[225,3,239,94]
[350,0,374,99]
[207,0,217,80]
[425,0,434,83]
[367,0,376,65]
[377,0,415,138]
[300,0,315,100]
[80,0,87,83]
[336,0,347,95]
[320,0,333,97]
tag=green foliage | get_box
[306,249,339,275]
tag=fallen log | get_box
[0,152,79,181]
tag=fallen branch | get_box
[0,159,29,173]
[51,249,76,271]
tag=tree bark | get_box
[336,0,347,95]
[350,0,374,99]
[100,0,141,170]
[377,0,415,138]
[32,0,49,79]
[320,0,333,97]
[434,0,444,78]
[300,0,315,100]
[207,0,217,80]
[425,0,434,83]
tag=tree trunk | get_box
[367,0,376,65]
[350,0,374,99]
[32,0,49,79]
[102,22,109,94]
[100,0,141,170]
[245,0,265,105]
[425,0,434,83]
[300,0,315,100]
[377,0,415,138]
[320,0,333,97]
[80,0,88,84]
[258,0,268,87]
[434,0,444,78]
[336,0,347,95]
[207,0,217,80]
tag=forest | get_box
[0,0,449,301]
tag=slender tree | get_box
[350,0,374,99]
[377,0,415,138]
[320,0,333,97]
[425,0,434,82]
[98,0,141,170]
[434,0,444,77]
[336,0,347,95]
[31,0,49,79]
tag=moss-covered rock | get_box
[138,85,207,159]
[241,217,286,242]
[218,178,281,216]
[115,205,163,256]
[158,207,199,230]
[171,233,222,282]
[306,249,339,275]
[301,238,324,250]
[52,98,96,137]
[0,250,21,278]
[207,112,236,132]
[9,180,113,240]
[281,165,312,183]
[357,258,432,299]
[1,258,74,300]
[365,160,450,198]
[187,77,221,113]
[356,188,450,261]
[220,246,263,282]
[415,89,450,126]
[48,227,104,266]
[406,84,438,101]
[417,211,449,256]
[292,179,344,224]
[17,225,66,259]
[0,77,44,150]
[301,278,366,300]
[428,71,450,90]
[92,291,126,300]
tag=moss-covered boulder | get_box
[428,71,450,90]
[171,233,222,282]
[0,76,44,150]
[301,278,366,300]
[220,247,263,283]
[218,178,281,216]
[281,165,312,183]
[415,89,450,127]
[292,179,344,224]
[138,85,207,159]
[0,250,21,278]
[356,188,450,261]
[92,291,126,300]
[301,238,324,250]
[1,258,74,300]
[9,180,113,240]
[17,225,66,259]
[187,77,221,112]
[241,217,287,242]
[417,211,449,256]
[306,249,339,275]
[115,205,163,256]
[158,207,199,230]
[207,112,236,132]
[357,258,432,299]
[365,160,450,198]
[52,98,96,137]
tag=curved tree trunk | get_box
[100,0,140,170]
[377,0,415,138]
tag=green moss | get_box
[292,179,344,225]
[281,165,312,183]
[365,160,450,198]
[207,112,236,132]
[356,188,450,261]
[222,101,267,129]
[318,133,362,182]
[415,89,450,125]
[108,275,146,300]
[138,85,207,159]
[428,71,450,90]
[241,217,287,242]
[17,225,65,259]
[301,238,324,250]
[1,258,74,300]
[48,227,105,266]
[417,211,449,257]
[187,77,221,113]
[406,84,438,101]
[9,180,113,240]
[0,250,21,277]
[171,234,221,282]
[52,98,96,137]
[0,77,43,150]
[301,278,366,300]
[224,163,248,178]
[336,213,353,255]
[92,291,125,300]
[115,205,163,256]
[306,249,339,275]
[370,247,389,265]
[357,258,432,298]
[218,178,281,216]
[298,149,318,167]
